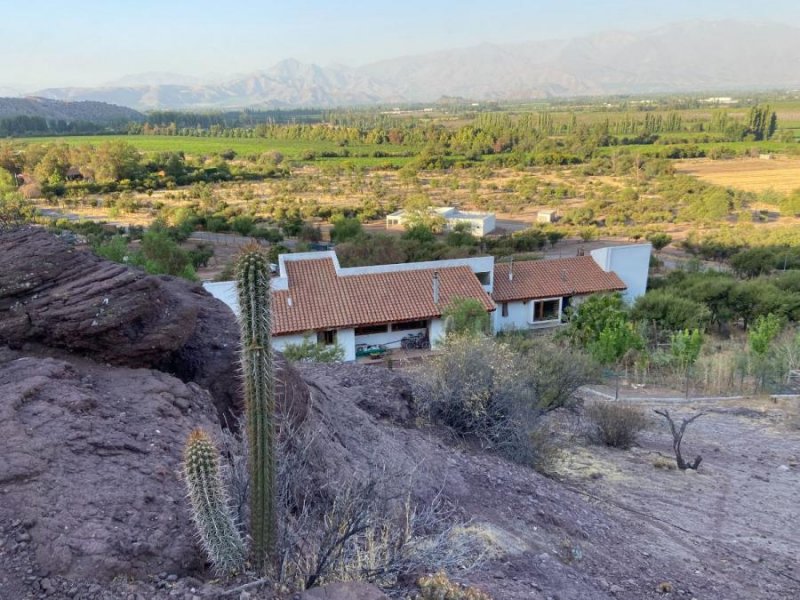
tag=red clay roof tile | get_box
[492,256,625,302]
[271,258,495,335]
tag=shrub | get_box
[416,335,555,469]
[504,335,597,411]
[282,335,344,363]
[416,571,492,600]
[442,297,491,336]
[585,402,648,449]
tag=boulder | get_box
[0,346,222,581]
[297,581,390,599]
[0,228,241,420]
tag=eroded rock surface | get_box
[0,228,240,419]
[0,347,222,582]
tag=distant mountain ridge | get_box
[0,97,143,123]
[28,20,800,110]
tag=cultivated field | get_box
[14,135,419,167]
[675,157,800,193]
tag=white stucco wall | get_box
[493,300,531,332]
[590,243,652,303]
[429,318,446,347]
[354,325,428,350]
[272,333,308,352]
[335,328,356,362]
[203,281,239,315]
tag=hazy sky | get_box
[2,0,800,90]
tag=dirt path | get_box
[561,388,800,599]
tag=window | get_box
[501,302,509,317]
[317,330,337,345]
[532,299,560,321]
[393,320,427,331]
[355,324,388,336]
[475,271,491,285]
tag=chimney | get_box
[432,271,440,305]
[508,257,514,282]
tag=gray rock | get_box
[298,582,390,599]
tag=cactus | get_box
[183,429,246,574]
[235,247,277,569]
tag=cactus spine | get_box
[235,247,277,569]
[183,429,246,574]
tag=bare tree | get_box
[654,409,705,470]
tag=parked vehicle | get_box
[401,332,429,350]
[355,343,388,358]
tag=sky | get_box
[2,0,800,91]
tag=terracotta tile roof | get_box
[492,256,626,303]
[271,258,495,335]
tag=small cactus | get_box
[183,429,246,574]
[235,246,277,570]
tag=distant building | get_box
[701,97,736,105]
[386,207,496,236]
[537,209,557,224]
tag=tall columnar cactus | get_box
[183,429,246,574]
[235,247,277,569]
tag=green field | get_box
[13,134,418,164]
[597,139,800,157]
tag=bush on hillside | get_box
[585,402,648,449]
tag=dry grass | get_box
[675,157,800,193]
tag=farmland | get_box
[675,157,800,193]
[6,93,800,274]
[14,134,421,167]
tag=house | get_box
[65,167,84,182]
[536,209,557,224]
[386,207,496,236]
[492,244,651,332]
[205,251,495,361]
[204,243,651,361]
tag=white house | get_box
[204,244,651,361]
[205,252,495,362]
[493,244,652,332]
[386,207,496,236]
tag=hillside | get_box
[31,20,800,110]
[1,229,799,599]
[0,96,143,124]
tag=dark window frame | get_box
[392,319,428,331]
[354,323,389,336]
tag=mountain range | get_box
[0,96,142,123]
[22,21,800,111]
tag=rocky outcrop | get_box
[0,228,241,420]
[297,582,390,599]
[0,347,221,581]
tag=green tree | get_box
[646,232,672,254]
[445,221,478,247]
[588,317,643,366]
[631,289,711,332]
[670,328,704,398]
[748,313,783,357]
[133,226,197,280]
[442,297,491,336]
[0,192,36,230]
[0,167,15,192]
[565,293,628,347]
[748,312,784,390]
[329,216,363,243]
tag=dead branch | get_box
[654,409,705,470]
